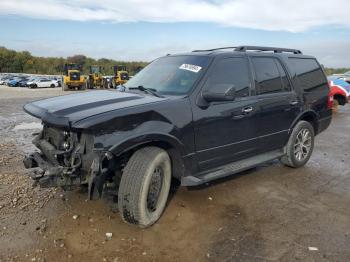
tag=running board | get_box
[181,150,284,186]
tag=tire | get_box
[87,79,93,89]
[62,83,69,91]
[81,82,87,90]
[280,121,315,168]
[118,147,172,228]
[50,84,55,88]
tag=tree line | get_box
[323,67,350,76]
[0,46,148,76]
[0,46,349,76]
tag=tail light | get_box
[327,94,334,109]
[327,80,333,109]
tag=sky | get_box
[1,0,350,67]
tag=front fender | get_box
[92,120,186,156]
[109,132,185,157]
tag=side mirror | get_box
[202,84,236,102]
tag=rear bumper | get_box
[317,115,332,134]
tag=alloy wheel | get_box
[294,128,312,161]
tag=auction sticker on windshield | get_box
[179,64,202,73]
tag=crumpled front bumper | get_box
[23,128,112,199]
[23,152,82,188]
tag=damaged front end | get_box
[24,126,113,199]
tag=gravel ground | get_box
[0,85,350,262]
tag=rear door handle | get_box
[290,100,299,105]
[242,106,253,114]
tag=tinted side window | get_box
[289,58,326,91]
[252,57,284,95]
[275,60,291,91]
[204,57,251,98]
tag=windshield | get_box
[124,55,211,95]
[90,66,100,74]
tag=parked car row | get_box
[332,71,350,83]
[0,74,62,88]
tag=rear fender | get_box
[289,110,319,134]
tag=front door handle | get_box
[242,106,253,114]
[290,100,299,105]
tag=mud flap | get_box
[89,169,109,200]
[88,157,109,200]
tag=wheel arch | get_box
[109,133,186,181]
[291,110,319,135]
[334,94,347,105]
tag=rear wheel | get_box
[280,121,314,168]
[118,147,171,228]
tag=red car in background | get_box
[328,78,350,110]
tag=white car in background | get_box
[27,78,60,88]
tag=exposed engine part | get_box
[24,126,99,190]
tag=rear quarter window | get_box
[289,58,327,92]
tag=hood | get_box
[24,90,167,128]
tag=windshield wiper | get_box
[128,85,164,98]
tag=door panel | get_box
[192,56,259,171]
[193,98,259,170]
[250,56,301,152]
[257,92,300,151]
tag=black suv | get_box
[23,46,332,227]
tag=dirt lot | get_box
[0,85,350,262]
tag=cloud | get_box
[1,0,350,32]
[297,40,350,68]
[10,37,350,68]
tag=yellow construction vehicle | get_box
[62,63,86,91]
[87,65,103,89]
[110,65,129,88]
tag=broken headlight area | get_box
[24,126,123,201]
[24,126,98,190]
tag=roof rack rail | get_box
[234,46,302,54]
[192,46,237,52]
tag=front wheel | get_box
[280,121,314,168]
[118,147,172,228]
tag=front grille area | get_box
[43,127,66,150]
[70,72,80,81]
[36,126,94,170]
[39,127,77,167]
